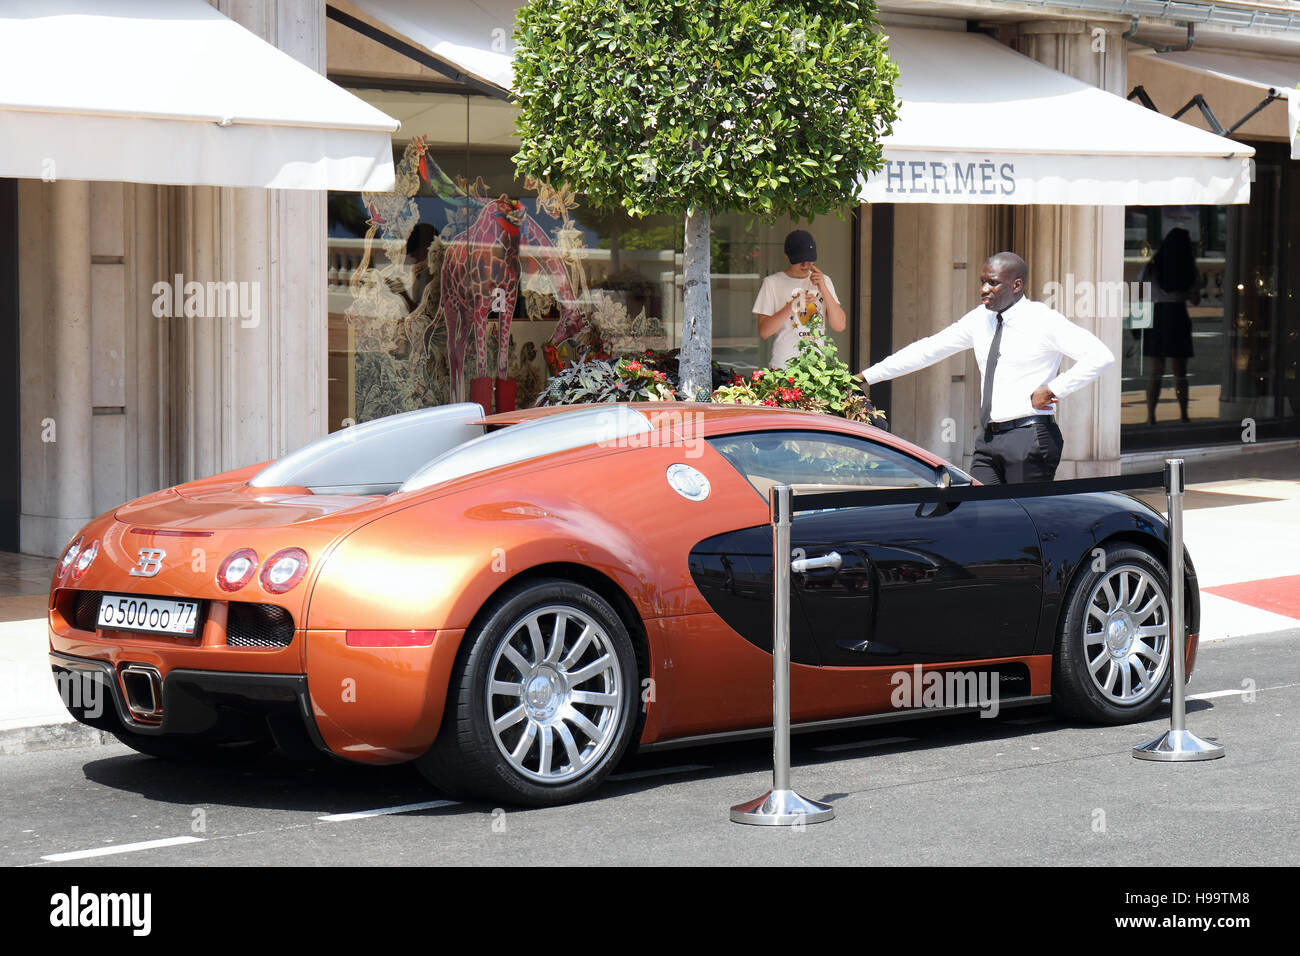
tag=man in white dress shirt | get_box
[857,252,1114,484]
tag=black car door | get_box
[703,430,1043,667]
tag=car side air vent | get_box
[226,603,295,647]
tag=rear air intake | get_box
[226,603,295,647]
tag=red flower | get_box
[761,398,777,407]
[626,360,643,372]
[751,370,763,382]
[789,388,803,400]
[788,376,795,384]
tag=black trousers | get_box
[971,420,1063,484]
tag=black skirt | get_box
[1142,301,1193,359]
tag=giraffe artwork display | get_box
[339,140,671,420]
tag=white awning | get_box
[347,0,517,94]
[859,27,1254,206]
[0,0,399,190]
[1131,49,1300,160]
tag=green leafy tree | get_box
[512,0,899,398]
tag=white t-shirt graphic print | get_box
[752,270,839,368]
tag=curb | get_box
[0,720,115,756]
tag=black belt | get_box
[985,415,1053,434]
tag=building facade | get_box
[4,0,1298,557]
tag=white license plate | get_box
[97,594,201,636]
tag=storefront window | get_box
[1121,204,1229,429]
[1122,139,1299,446]
[326,88,851,429]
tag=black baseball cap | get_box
[784,230,817,264]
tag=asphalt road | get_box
[3,628,1296,868]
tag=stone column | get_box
[1013,20,1128,478]
[886,203,989,469]
[18,180,95,555]
[173,0,328,480]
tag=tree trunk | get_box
[679,206,712,400]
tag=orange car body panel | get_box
[305,628,464,763]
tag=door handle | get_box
[792,551,842,573]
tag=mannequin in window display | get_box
[387,222,438,316]
[387,223,440,371]
[1139,228,1204,425]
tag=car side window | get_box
[707,431,937,498]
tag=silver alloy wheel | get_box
[1082,564,1171,705]
[485,604,624,784]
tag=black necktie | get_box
[980,313,1004,429]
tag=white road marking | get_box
[1187,688,1251,701]
[42,836,203,862]
[318,800,459,822]
[814,736,916,753]
[1182,681,1300,703]
[608,764,709,782]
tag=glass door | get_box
[1222,164,1281,426]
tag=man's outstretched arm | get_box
[859,319,975,385]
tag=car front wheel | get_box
[418,579,638,806]
[1052,544,1175,724]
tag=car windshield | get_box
[399,404,654,493]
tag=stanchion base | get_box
[1133,728,1225,761]
[729,789,835,826]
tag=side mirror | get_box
[942,464,974,486]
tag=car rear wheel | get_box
[418,579,638,806]
[1052,544,1174,724]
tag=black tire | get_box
[1052,543,1175,724]
[417,578,638,807]
[111,730,273,764]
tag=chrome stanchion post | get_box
[1134,459,1225,762]
[731,485,836,825]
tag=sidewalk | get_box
[0,571,113,754]
[1125,440,1300,641]
[2,442,1297,755]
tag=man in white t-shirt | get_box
[753,230,847,368]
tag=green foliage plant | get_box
[711,314,886,425]
[537,355,677,405]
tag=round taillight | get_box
[58,536,84,578]
[260,548,308,594]
[217,549,258,592]
[72,540,99,581]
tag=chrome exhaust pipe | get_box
[120,664,163,720]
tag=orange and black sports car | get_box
[49,403,1197,806]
